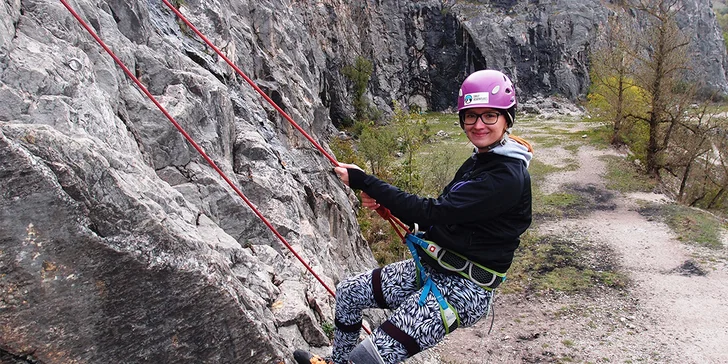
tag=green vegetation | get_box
[329,136,366,168]
[391,104,430,194]
[639,203,726,249]
[529,158,587,221]
[358,121,398,178]
[601,155,657,193]
[321,321,335,340]
[332,105,436,265]
[359,208,409,266]
[504,232,629,294]
[589,2,728,213]
[413,112,471,197]
[576,123,613,149]
[528,159,572,181]
[533,191,584,220]
[341,56,375,124]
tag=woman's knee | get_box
[335,270,374,306]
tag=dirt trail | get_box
[436,119,728,363]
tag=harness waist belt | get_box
[410,234,506,291]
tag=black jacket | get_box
[347,150,531,273]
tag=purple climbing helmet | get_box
[457,70,517,127]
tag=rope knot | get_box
[375,206,393,220]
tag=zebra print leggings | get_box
[332,259,494,364]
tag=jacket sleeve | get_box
[347,167,523,227]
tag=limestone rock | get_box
[1,0,726,363]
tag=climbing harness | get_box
[407,233,506,291]
[404,232,460,334]
[399,222,506,334]
[404,220,507,337]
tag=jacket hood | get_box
[488,137,533,167]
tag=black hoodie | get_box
[346,140,532,273]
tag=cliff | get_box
[1,0,725,363]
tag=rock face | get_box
[0,0,726,363]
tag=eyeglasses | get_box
[463,111,501,125]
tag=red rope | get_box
[158,0,412,237]
[374,207,409,240]
[160,0,339,167]
[160,0,412,286]
[63,0,409,337]
[159,1,413,234]
[59,0,337,298]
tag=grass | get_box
[321,321,334,340]
[520,118,611,149]
[528,158,574,180]
[414,112,473,197]
[532,190,584,220]
[503,232,629,294]
[529,159,583,221]
[602,155,657,193]
[639,203,726,249]
[567,122,612,149]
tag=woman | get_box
[295,69,533,364]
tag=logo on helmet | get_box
[464,92,489,105]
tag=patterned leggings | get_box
[332,259,493,364]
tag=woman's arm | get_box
[336,164,523,227]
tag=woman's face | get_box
[462,107,508,152]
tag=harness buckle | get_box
[441,305,459,334]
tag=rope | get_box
[160,0,412,277]
[63,0,412,337]
[374,206,409,240]
[160,0,339,167]
[59,0,337,298]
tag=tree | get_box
[342,56,374,121]
[391,104,430,194]
[588,12,643,145]
[628,0,692,178]
[356,103,432,191]
[663,104,721,205]
[588,0,727,213]
[358,121,397,178]
[706,125,728,209]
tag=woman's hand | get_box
[333,163,363,186]
[333,163,379,209]
[360,192,380,210]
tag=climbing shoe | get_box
[293,349,334,364]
